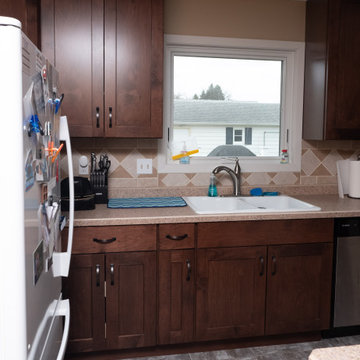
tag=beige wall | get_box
[164,0,306,41]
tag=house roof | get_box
[174,99,280,126]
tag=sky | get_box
[173,56,282,103]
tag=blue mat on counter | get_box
[108,196,187,209]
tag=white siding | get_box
[174,125,279,156]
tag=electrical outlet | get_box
[137,159,152,174]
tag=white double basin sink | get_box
[183,195,321,214]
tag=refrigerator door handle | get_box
[55,299,70,360]
[53,115,74,277]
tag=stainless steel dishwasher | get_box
[333,217,360,329]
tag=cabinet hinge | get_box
[104,280,106,298]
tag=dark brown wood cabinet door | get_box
[106,252,156,350]
[62,254,106,353]
[104,0,163,138]
[333,0,360,131]
[0,0,40,47]
[158,250,195,345]
[265,243,332,335]
[41,0,104,137]
[196,247,267,341]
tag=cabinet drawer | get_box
[159,224,195,249]
[198,219,334,248]
[63,225,156,254]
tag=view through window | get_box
[172,56,283,158]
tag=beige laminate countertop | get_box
[71,194,360,227]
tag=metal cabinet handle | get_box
[271,256,277,275]
[95,264,100,287]
[93,237,116,244]
[259,256,264,276]
[166,234,188,241]
[109,107,112,128]
[186,259,191,281]
[110,264,115,286]
[96,106,100,128]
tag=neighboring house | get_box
[173,99,281,156]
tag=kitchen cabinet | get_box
[265,243,332,335]
[158,224,195,345]
[0,0,40,47]
[62,225,156,354]
[196,219,333,342]
[303,0,360,139]
[41,0,163,138]
[62,254,106,353]
[196,246,266,341]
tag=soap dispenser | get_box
[208,173,218,197]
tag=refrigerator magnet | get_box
[33,241,44,285]
[25,149,35,192]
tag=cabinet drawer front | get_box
[64,225,156,254]
[159,224,195,249]
[198,219,334,248]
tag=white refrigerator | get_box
[0,16,74,360]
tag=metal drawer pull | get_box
[110,264,115,286]
[109,107,112,128]
[96,106,100,128]
[93,237,116,244]
[186,259,191,281]
[259,256,264,276]
[95,264,100,287]
[166,234,188,241]
[271,256,277,275]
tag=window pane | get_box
[173,56,282,157]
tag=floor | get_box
[122,335,360,360]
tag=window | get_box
[158,35,305,173]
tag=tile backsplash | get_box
[61,138,360,198]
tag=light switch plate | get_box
[137,159,152,174]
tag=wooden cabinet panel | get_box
[265,243,333,335]
[41,0,104,137]
[158,250,195,344]
[303,0,360,139]
[159,223,195,250]
[63,225,156,254]
[63,254,106,353]
[196,246,267,341]
[41,0,163,138]
[0,0,40,47]
[198,219,334,248]
[106,252,156,350]
[104,0,163,137]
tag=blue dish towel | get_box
[108,197,187,209]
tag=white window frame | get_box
[233,128,244,144]
[158,35,305,173]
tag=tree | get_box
[194,83,225,100]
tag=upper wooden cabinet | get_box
[41,0,163,138]
[0,0,40,47]
[303,0,360,139]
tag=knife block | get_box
[90,172,108,204]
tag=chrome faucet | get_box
[212,158,241,196]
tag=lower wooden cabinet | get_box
[63,254,106,353]
[64,220,334,355]
[196,246,267,341]
[63,251,156,353]
[106,252,156,350]
[195,242,333,342]
[265,243,333,335]
[158,250,195,344]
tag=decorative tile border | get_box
[61,138,360,196]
